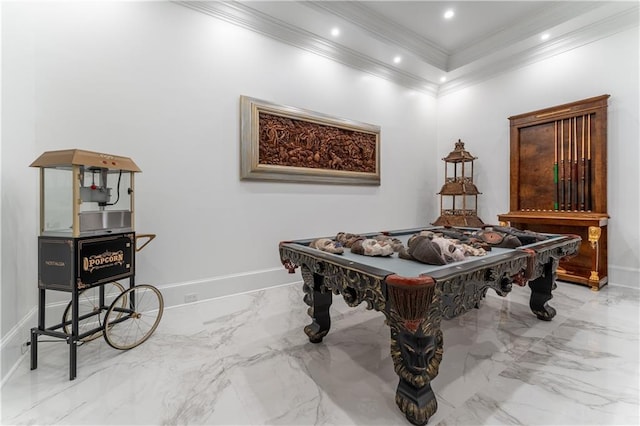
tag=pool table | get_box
[279,227,580,425]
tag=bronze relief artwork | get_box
[240,96,381,185]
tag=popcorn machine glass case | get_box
[29,149,163,380]
[32,149,139,238]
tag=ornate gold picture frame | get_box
[240,96,381,185]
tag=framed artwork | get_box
[240,96,381,185]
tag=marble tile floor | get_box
[2,281,638,425]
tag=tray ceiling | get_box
[177,1,639,95]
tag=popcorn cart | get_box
[29,149,163,380]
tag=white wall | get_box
[1,2,438,380]
[437,26,640,288]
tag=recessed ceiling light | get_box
[444,9,454,19]
[393,56,402,64]
[541,33,550,41]
[440,76,447,83]
[331,27,340,37]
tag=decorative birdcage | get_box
[432,140,484,227]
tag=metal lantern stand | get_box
[432,140,484,227]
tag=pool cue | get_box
[580,115,586,211]
[560,119,565,210]
[573,116,578,210]
[554,121,559,210]
[567,118,573,210]
[586,114,592,211]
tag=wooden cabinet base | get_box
[498,211,608,291]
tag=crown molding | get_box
[448,1,604,70]
[438,5,640,96]
[304,1,449,69]
[175,1,638,97]
[175,1,439,95]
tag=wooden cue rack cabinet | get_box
[498,95,609,291]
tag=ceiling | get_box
[177,1,639,95]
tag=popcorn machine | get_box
[29,149,163,380]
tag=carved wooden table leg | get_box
[386,276,442,425]
[391,326,443,425]
[528,259,557,321]
[301,265,333,343]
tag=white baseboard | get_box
[1,305,38,387]
[1,267,301,385]
[608,264,640,288]
[157,267,300,307]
